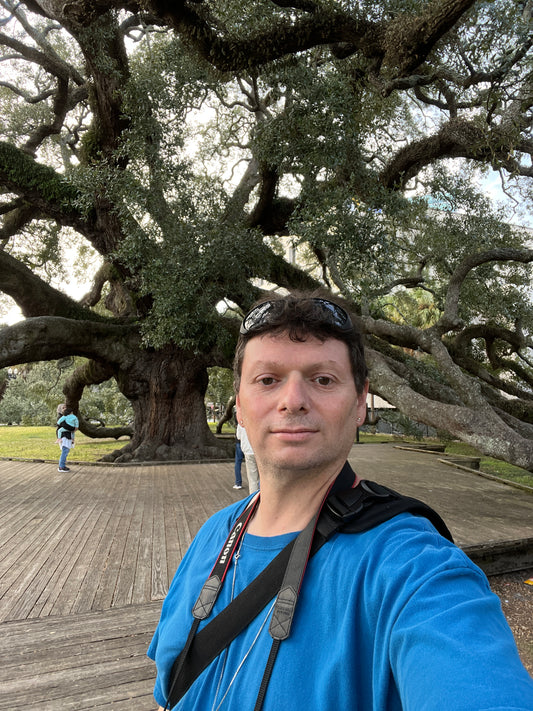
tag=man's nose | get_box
[278,375,309,413]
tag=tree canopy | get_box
[0,0,532,467]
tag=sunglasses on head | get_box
[239,297,354,335]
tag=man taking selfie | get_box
[148,292,532,710]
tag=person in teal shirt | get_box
[56,407,79,472]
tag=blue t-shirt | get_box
[148,498,533,710]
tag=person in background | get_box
[56,406,79,473]
[233,427,244,490]
[236,421,259,493]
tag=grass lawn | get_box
[0,426,129,462]
[442,441,533,488]
[0,426,532,488]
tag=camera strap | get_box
[165,462,453,710]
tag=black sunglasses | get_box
[240,297,353,335]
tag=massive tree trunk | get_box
[105,347,232,462]
[0,317,232,462]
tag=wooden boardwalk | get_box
[0,460,239,623]
[1,445,532,708]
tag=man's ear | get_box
[235,392,241,423]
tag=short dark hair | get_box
[233,292,368,394]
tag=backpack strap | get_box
[317,479,453,543]
[57,417,76,432]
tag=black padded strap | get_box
[166,538,296,708]
[330,480,453,542]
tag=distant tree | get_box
[0,1,531,468]
[206,367,234,418]
[0,359,133,429]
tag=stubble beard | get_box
[256,445,346,487]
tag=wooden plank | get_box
[0,601,162,710]
[90,470,141,610]
[37,499,114,618]
[0,601,162,651]
[111,470,144,607]
[0,656,154,707]
[69,471,131,614]
[0,468,75,568]
[28,503,102,619]
[0,506,83,621]
[4,504,97,620]
[150,470,169,600]
[132,468,156,605]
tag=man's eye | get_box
[315,376,333,386]
[259,377,276,386]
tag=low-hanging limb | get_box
[0,316,139,371]
[62,358,133,439]
[365,346,533,471]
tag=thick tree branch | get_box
[0,316,139,369]
[381,0,477,76]
[366,346,533,471]
[381,117,533,190]
[140,2,381,72]
[0,248,108,321]
[23,75,70,156]
[61,358,133,438]
[438,248,533,333]
[0,201,41,241]
[459,353,533,419]
[0,28,83,84]
[126,0,477,79]
[0,140,124,256]
[79,263,113,308]
[73,11,131,163]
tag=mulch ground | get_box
[489,567,533,674]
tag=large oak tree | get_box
[0,0,532,468]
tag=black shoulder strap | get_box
[57,418,76,432]
[167,540,296,706]
[319,479,453,543]
[166,477,452,709]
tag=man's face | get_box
[236,332,368,481]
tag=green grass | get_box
[208,422,236,434]
[1,427,532,488]
[0,426,129,462]
[442,441,533,488]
